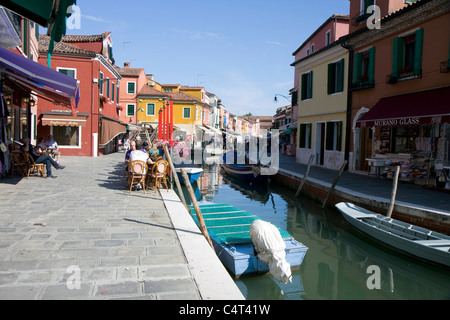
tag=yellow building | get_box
[294,44,349,170]
[137,82,204,142]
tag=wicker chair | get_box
[10,152,28,177]
[127,160,148,193]
[149,160,169,192]
[24,152,46,178]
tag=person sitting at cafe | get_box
[129,142,154,173]
[22,138,65,179]
[125,139,137,163]
[36,137,47,151]
[45,135,61,163]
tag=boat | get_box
[335,202,450,268]
[221,151,267,182]
[189,203,308,278]
[174,162,203,184]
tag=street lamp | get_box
[273,94,291,103]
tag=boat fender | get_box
[249,220,292,284]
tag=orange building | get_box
[342,0,450,182]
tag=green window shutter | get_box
[301,73,307,100]
[299,124,306,148]
[368,47,376,85]
[353,52,363,84]
[327,63,335,94]
[106,79,110,98]
[111,82,115,101]
[337,122,343,152]
[337,59,345,92]
[392,37,404,78]
[308,124,312,148]
[308,71,313,99]
[99,73,104,95]
[413,28,424,76]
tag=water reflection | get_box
[180,162,450,300]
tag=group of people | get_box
[124,140,163,190]
[125,140,162,170]
[22,135,65,179]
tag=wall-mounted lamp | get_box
[6,98,11,105]
[273,94,291,103]
[29,99,36,106]
[22,97,30,104]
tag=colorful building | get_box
[136,82,204,144]
[115,62,147,130]
[292,15,350,169]
[343,0,450,180]
[37,32,125,157]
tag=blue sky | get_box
[66,0,350,116]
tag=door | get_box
[360,127,372,171]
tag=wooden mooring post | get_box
[180,168,214,249]
[322,160,347,209]
[387,166,400,218]
[163,145,188,211]
[295,154,315,198]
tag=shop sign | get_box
[373,117,420,127]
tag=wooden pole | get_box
[163,145,188,210]
[295,154,315,198]
[387,165,400,218]
[180,168,214,249]
[322,160,347,209]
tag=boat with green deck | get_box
[189,203,308,277]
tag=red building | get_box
[37,32,126,157]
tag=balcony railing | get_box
[386,69,422,84]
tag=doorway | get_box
[315,122,325,165]
[359,127,372,171]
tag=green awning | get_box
[283,129,292,135]
[1,0,77,66]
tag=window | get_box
[311,44,315,53]
[301,71,313,100]
[163,88,172,93]
[146,103,155,116]
[58,68,76,79]
[306,48,310,56]
[391,28,424,79]
[326,121,343,151]
[354,47,376,88]
[357,0,375,21]
[328,59,345,94]
[106,78,110,98]
[111,82,115,102]
[99,72,104,95]
[52,126,80,147]
[325,30,331,46]
[126,104,135,117]
[183,107,191,119]
[127,82,136,94]
[299,123,312,149]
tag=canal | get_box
[179,162,450,300]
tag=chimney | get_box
[124,62,130,68]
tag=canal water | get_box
[179,162,450,300]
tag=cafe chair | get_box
[149,160,169,192]
[10,152,28,177]
[128,160,148,193]
[24,152,46,178]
